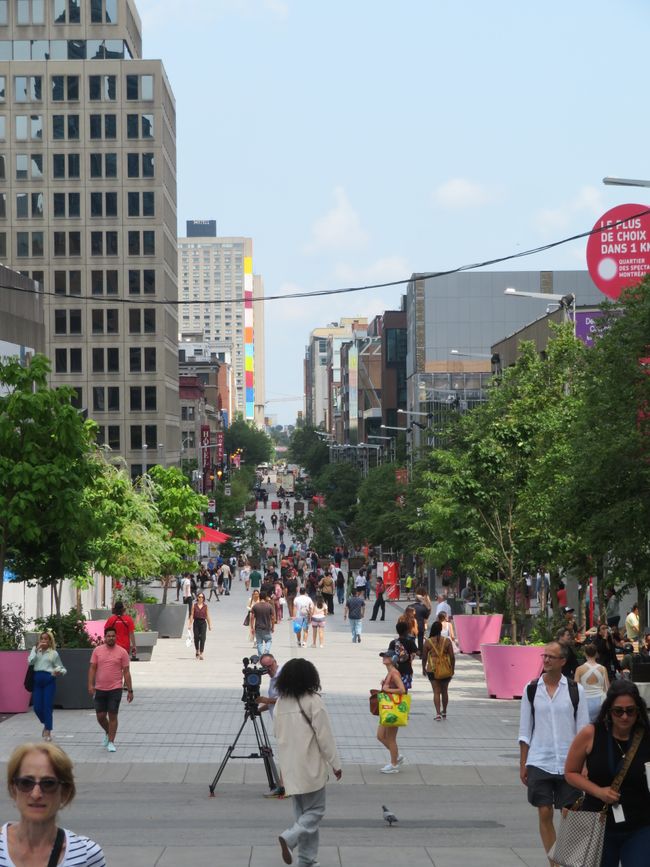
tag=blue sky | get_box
[137,0,650,423]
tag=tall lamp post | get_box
[504,287,576,336]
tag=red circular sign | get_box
[586,203,650,299]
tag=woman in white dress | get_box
[574,641,609,721]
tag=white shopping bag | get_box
[185,629,192,648]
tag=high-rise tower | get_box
[178,221,265,427]
[0,0,179,477]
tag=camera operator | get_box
[257,653,282,719]
[257,653,286,798]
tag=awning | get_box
[196,524,230,544]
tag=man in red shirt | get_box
[104,600,136,658]
[88,626,133,753]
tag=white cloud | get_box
[333,256,411,286]
[534,185,605,235]
[433,177,498,209]
[304,186,370,254]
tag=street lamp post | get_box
[504,287,576,335]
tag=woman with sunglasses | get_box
[188,592,212,660]
[27,632,66,743]
[2,741,105,865]
[565,680,650,866]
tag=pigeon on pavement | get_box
[382,805,398,826]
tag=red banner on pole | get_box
[215,431,224,464]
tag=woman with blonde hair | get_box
[28,632,66,742]
[1,741,105,865]
[245,590,260,642]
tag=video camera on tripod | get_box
[209,655,281,797]
[241,655,267,709]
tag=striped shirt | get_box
[0,825,105,867]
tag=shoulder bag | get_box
[46,828,65,867]
[24,662,34,692]
[369,689,379,716]
[426,637,453,679]
[551,727,644,867]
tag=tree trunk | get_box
[75,584,82,614]
[161,575,169,605]
[509,575,517,643]
[0,535,6,618]
[637,578,647,635]
[52,579,63,617]
[596,557,606,626]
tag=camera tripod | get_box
[209,697,281,796]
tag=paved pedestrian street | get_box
[0,557,547,865]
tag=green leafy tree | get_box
[289,426,329,477]
[224,419,272,468]
[352,463,410,554]
[310,508,336,556]
[145,466,208,603]
[313,463,361,524]
[0,355,99,617]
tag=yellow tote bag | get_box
[377,692,411,727]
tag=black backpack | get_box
[526,677,579,735]
[393,639,410,666]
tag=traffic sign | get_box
[224,484,232,497]
[207,499,216,513]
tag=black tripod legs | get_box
[209,708,281,796]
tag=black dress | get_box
[583,723,650,833]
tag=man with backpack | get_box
[518,640,589,864]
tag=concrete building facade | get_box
[0,0,180,478]
[405,269,605,447]
[177,222,265,427]
[0,265,44,358]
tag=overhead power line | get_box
[1,207,648,306]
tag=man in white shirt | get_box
[293,587,313,648]
[435,594,452,619]
[518,641,589,865]
[181,573,193,618]
[354,569,367,591]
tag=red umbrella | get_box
[196,524,230,544]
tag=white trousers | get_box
[282,785,326,866]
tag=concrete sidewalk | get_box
[0,502,548,865]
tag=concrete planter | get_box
[0,650,31,713]
[454,614,503,654]
[480,643,543,700]
[55,648,95,709]
[90,609,111,621]
[134,631,158,661]
[141,603,186,639]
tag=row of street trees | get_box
[289,281,650,637]
[0,355,208,622]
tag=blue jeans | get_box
[602,825,650,866]
[336,587,345,604]
[33,670,56,731]
[256,631,272,656]
[349,619,362,641]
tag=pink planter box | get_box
[481,643,544,699]
[454,614,503,654]
[0,650,31,713]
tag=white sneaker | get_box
[107,742,117,753]
[102,734,109,747]
[397,755,405,765]
[380,764,399,774]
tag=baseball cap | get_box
[563,606,575,613]
[379,650,395,658]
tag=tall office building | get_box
[178,221,265,427]
[0,0,179,477]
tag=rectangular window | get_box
[92,269,118,294]
[106,347,119,372]
[129,347,140,372]
[88,74,116,101]
[15,115,42,141]
[130,425,142,450]
[143,308,155,333]
[51,75,78,102]
[52,152,79,179]
[144,347,156,372]
[89,152,117,178]
[92,347,104,372]
[52,231,80,256]
[129,386,141,411]
[126,74,153,101]
[16,191,43,219]
[54,308,81,334]
[16,230,43,257]
[89,113,116,139]
[55,347,67,372]
[52,114,79,140]
[128,231,139,256]
[91,0,116,23]
[54,0,80,23]
[144,386,156,411]
[107,425,120,450]
[128,308,140,333]
[52,192,79,219]
[107,386,119,412]
[90,191,117,217]
[92,386,104,412]
[92,309,103,333]
[106,308,118,333]
[14,76,42,102]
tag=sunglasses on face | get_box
[610,706,638,718]
[13,776,62,794]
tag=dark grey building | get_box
[0,266,44,359]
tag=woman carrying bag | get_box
[188,593,212,660]
[563,680,650,867]
[28,632,66,742]
[422,620,455,721]
[375,650,407,774]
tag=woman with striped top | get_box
[1,742,105,866]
